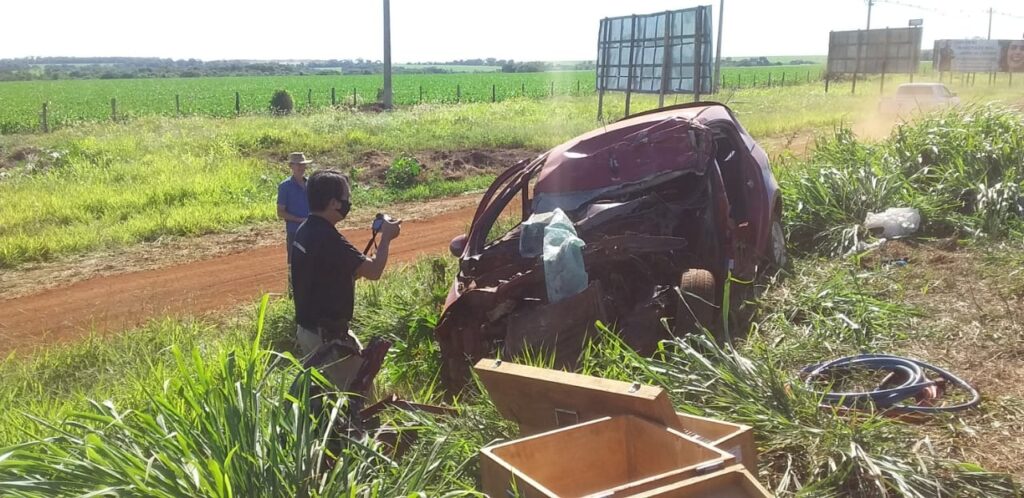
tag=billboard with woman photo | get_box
[934,39,1024,73]
[1001,39,1024,73]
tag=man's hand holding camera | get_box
[379,216,401,241]
[356,214,400,281]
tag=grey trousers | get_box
[296,324,365,393]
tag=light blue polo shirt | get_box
[277,176,309,235]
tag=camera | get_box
[372,213,393,232]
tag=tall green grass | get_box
[0,113,504,269]
[1,252,1021,495]
[0,301,479,496]
[781,105,1024,255]
[567,259,1016,496]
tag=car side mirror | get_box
[449,234,468,258]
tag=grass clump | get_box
[385,155,423,189]
[781,105,1024,255]
[0,311,478,496]
[649,334,1015,497]
[269,89,294,115]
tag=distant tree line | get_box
[0,57,596,81]
[720,57,818,67]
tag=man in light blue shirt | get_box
[277,152,312,291]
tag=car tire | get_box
[674,269,717,337]
[768,218,788,271]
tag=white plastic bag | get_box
[864,208,921,239]
[542,209,588,303]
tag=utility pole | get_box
[853,0,874,94]
[382,0,393,109]
[713,0,725,93]
[987,7,993,39]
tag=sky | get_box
[2,0,1022,61]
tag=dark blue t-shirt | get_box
[277,176,309,235]
[291,215,368,334]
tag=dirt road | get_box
[0,205,477,354]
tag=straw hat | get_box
[288,152,313,165]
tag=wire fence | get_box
[8,67,1019,134]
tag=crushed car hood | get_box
[534,109,719,198]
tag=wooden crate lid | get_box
[473,359,682,435]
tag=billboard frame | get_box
[825,26,923,94]
[595,6,714,119]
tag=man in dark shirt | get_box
[290,169,400,389]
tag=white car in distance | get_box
[879,83,960,115]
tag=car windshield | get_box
[469,160,543,254]
[897,86,935,96]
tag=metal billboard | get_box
[596,6,714,99]
[934,39,1024,73]
[827,27,923,76]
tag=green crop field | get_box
[719,64,825,88]
[0,72,599,134]
[3,64,984,135]
[0,66,872,134]
[394,64,502,72]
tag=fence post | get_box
[550,81,554,97]
[806,71,810,83]
[175,94,181,116]
[753,74,757,86]
[521,82,526,97]
[456,84,460,103]
[492,84,496,103]
[111,98,117,121]
[40,102,49,133]
[781,73,786,86]
[353,87,357,106]
[235,92,240,115]
[419,85,423,103]
[576,80,581,95]
[331,87,336,106]
[307,89,312,106]
[738,74,742,88]
[767,73,772,87]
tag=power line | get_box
[874,0,1024,20]
[991,10,1024,20]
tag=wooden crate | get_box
[626,464,772,497]
[480,415,736,498]
[673,412,757,474]
[473,359,758,473]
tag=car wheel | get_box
[769,218,787,271]
[674,269,717,337]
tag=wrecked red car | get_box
[436,103,786,389]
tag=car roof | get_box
[533,102,745,195]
